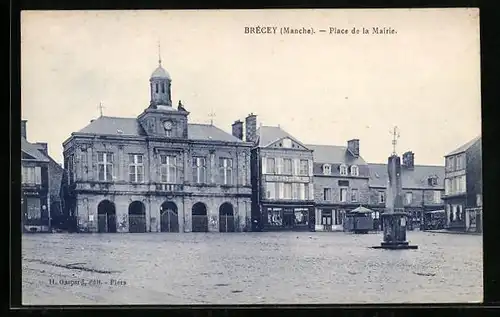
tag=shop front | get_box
[262,203,315,232]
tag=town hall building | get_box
[61,58,252,233]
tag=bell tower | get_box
[149,42,172,108]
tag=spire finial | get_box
[390,126,400,155]
[158,40,162,66]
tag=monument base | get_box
[371,241,418,250]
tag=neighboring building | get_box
[61,60,252,233]
[21,120,64,232]
[307,139,371,232]
[368,151,445,229]
[249,118,315,231]
[442,136,482,232]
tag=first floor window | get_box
[292,183,300,200]
[379,191,385,203]
[98,152,114,182]
[351,189,358,202]
[340,188,347,202]
[129,154,144,183]
[284,183,292,199]
[160,155,176,183]
[22,166,41,185]
[433,190,441,203]
[405,192,413,205]
[192,156,207,183]
[476,194,482,207]
[266,182,277,199]
[219,158,233,185]
[445,179,451,195]
[324,188,332,201]
[299,159,309,176]
[267,158,276,174]
[283,158,292,175]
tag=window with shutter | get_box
[35,166,42,185]
[261,156,267,174]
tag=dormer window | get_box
[350,165,359,176]
[339,164,348,176]
[428,176,438,186]
[283,138,292,148]
[323,164,331,175]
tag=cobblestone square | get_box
[22,231,482,305]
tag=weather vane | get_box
[390,126,400,155]
[208,110,216,125]
[98,102,105,117]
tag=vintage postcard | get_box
[20,8,482,305]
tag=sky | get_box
[21,8,481,165]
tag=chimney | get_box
[245,113,257,143]
[402,151,415,169]
[232,120,243,140]
[21,120,27,139]
[36,142,48,156]
[347,139,360,157]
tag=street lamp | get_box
[42,204,50,232]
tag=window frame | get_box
[129,154,144,183]
[97,152,114,182]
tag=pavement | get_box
[422,229,482,235]
[22,231,483,305]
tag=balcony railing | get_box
[155,183,184,192]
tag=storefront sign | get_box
[265,175,309,183]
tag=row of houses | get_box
[21,61,482,233]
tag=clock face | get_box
[163,121,172,130]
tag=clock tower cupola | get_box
[149,43,172,108]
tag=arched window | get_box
[155,83,159,93]
[161,82,165,93]
[339,164,348,176]
[350,165,359,176]
[322,164,331,175]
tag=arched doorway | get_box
[192,202,208,232]
[219,202,235,232]
[97,200,117,233]
[128,201,146,233]
[160,201,179,232]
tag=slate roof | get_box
[21,137,49,162]
[256,125,309,149]
[76,116,243,143]
[306,144,367,165]
[445,136,481,157]
[368,163,445,189]
[151,65,171,80]
[188,123,243,142]
[78,116,145,136]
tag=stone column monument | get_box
[373,127,418,250]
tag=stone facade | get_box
[308,142,371,232]
[249,122,315,232]
[61,62,252,233]
[22,121,64,232]
[443,136,482,232]
[368,153,445,230]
